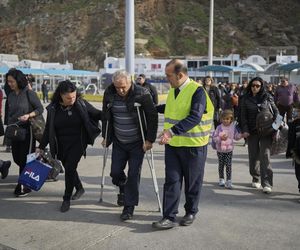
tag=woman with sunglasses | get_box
[240,77,278,194]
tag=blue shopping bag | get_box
[18,160,52,191]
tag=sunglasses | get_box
[251,84,261,88]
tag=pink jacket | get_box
[212,123,242,153]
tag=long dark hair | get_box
[51,80,82,104]
[246,77,266,96]
[5,68,28,92]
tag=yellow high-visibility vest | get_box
[164,80,214,147]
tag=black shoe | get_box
[120,206,134,221]
[60,200,70,212]
[15,185,31,197]
[1,160,11,179]
[117,193,125,206]
[152,218,177,230]
[14,184,21,195]
[179,214,195,226]
[71,188,85,200]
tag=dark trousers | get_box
[163,144,207,221]
[277,104,293,123]
[295,162,300,192]
[11,128,35,175]
[217,151,233,180]
[42,92,49,103]
[58,141,83,201]
[110,139,144,206]
[247,133,273,187]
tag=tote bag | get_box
[18,160,52,191]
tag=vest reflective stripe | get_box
[179,130,211,137]
[164,81,214,147]
[164,117,213,126]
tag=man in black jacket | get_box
[102,70,158,221]
[136,74,158,105]
[203,76,221,129]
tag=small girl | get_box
[212,110,242,189]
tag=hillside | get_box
[0,0,299,70]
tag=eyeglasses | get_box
[251,84,261,88]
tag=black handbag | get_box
[40,150,63,179]
[5,123,27,141]
[29,115,45,143]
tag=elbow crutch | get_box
[99,120,109,203]
[134,102,162,214]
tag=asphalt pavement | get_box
[0,107,299,250]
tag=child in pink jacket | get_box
[212,110,243,188]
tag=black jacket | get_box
[286,118,300,161]
[240,92,278,134]
[136,81,158,105]
[204,85,221,120]
[39,98,102,157]
[102,83,158,146]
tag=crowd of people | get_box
[1,60,300,230]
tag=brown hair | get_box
[220,109,234,122]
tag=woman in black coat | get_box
[240,77,278,194]
[38,80,102,212]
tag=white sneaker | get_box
[225,180,233,189]
[252,182,261,189]
[263,186,272,194]
[218,178,225,187]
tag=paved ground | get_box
[0,105,299,250]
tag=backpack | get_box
[256,103,275,136]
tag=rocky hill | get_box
[0,0,299,70]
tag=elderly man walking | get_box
[102,70,158,221]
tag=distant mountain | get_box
[0,0,299,70]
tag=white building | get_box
[242,55,267,66]
[0,53,19,68]
[104,56,170,78]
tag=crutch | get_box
[134,103,162,214]
[99,120,109,203]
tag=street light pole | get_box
[208,0,214,67]
[125,0,135,77]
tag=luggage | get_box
[18,159,52,191]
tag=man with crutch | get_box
[152,59,214,230]
[102,70,158,221]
